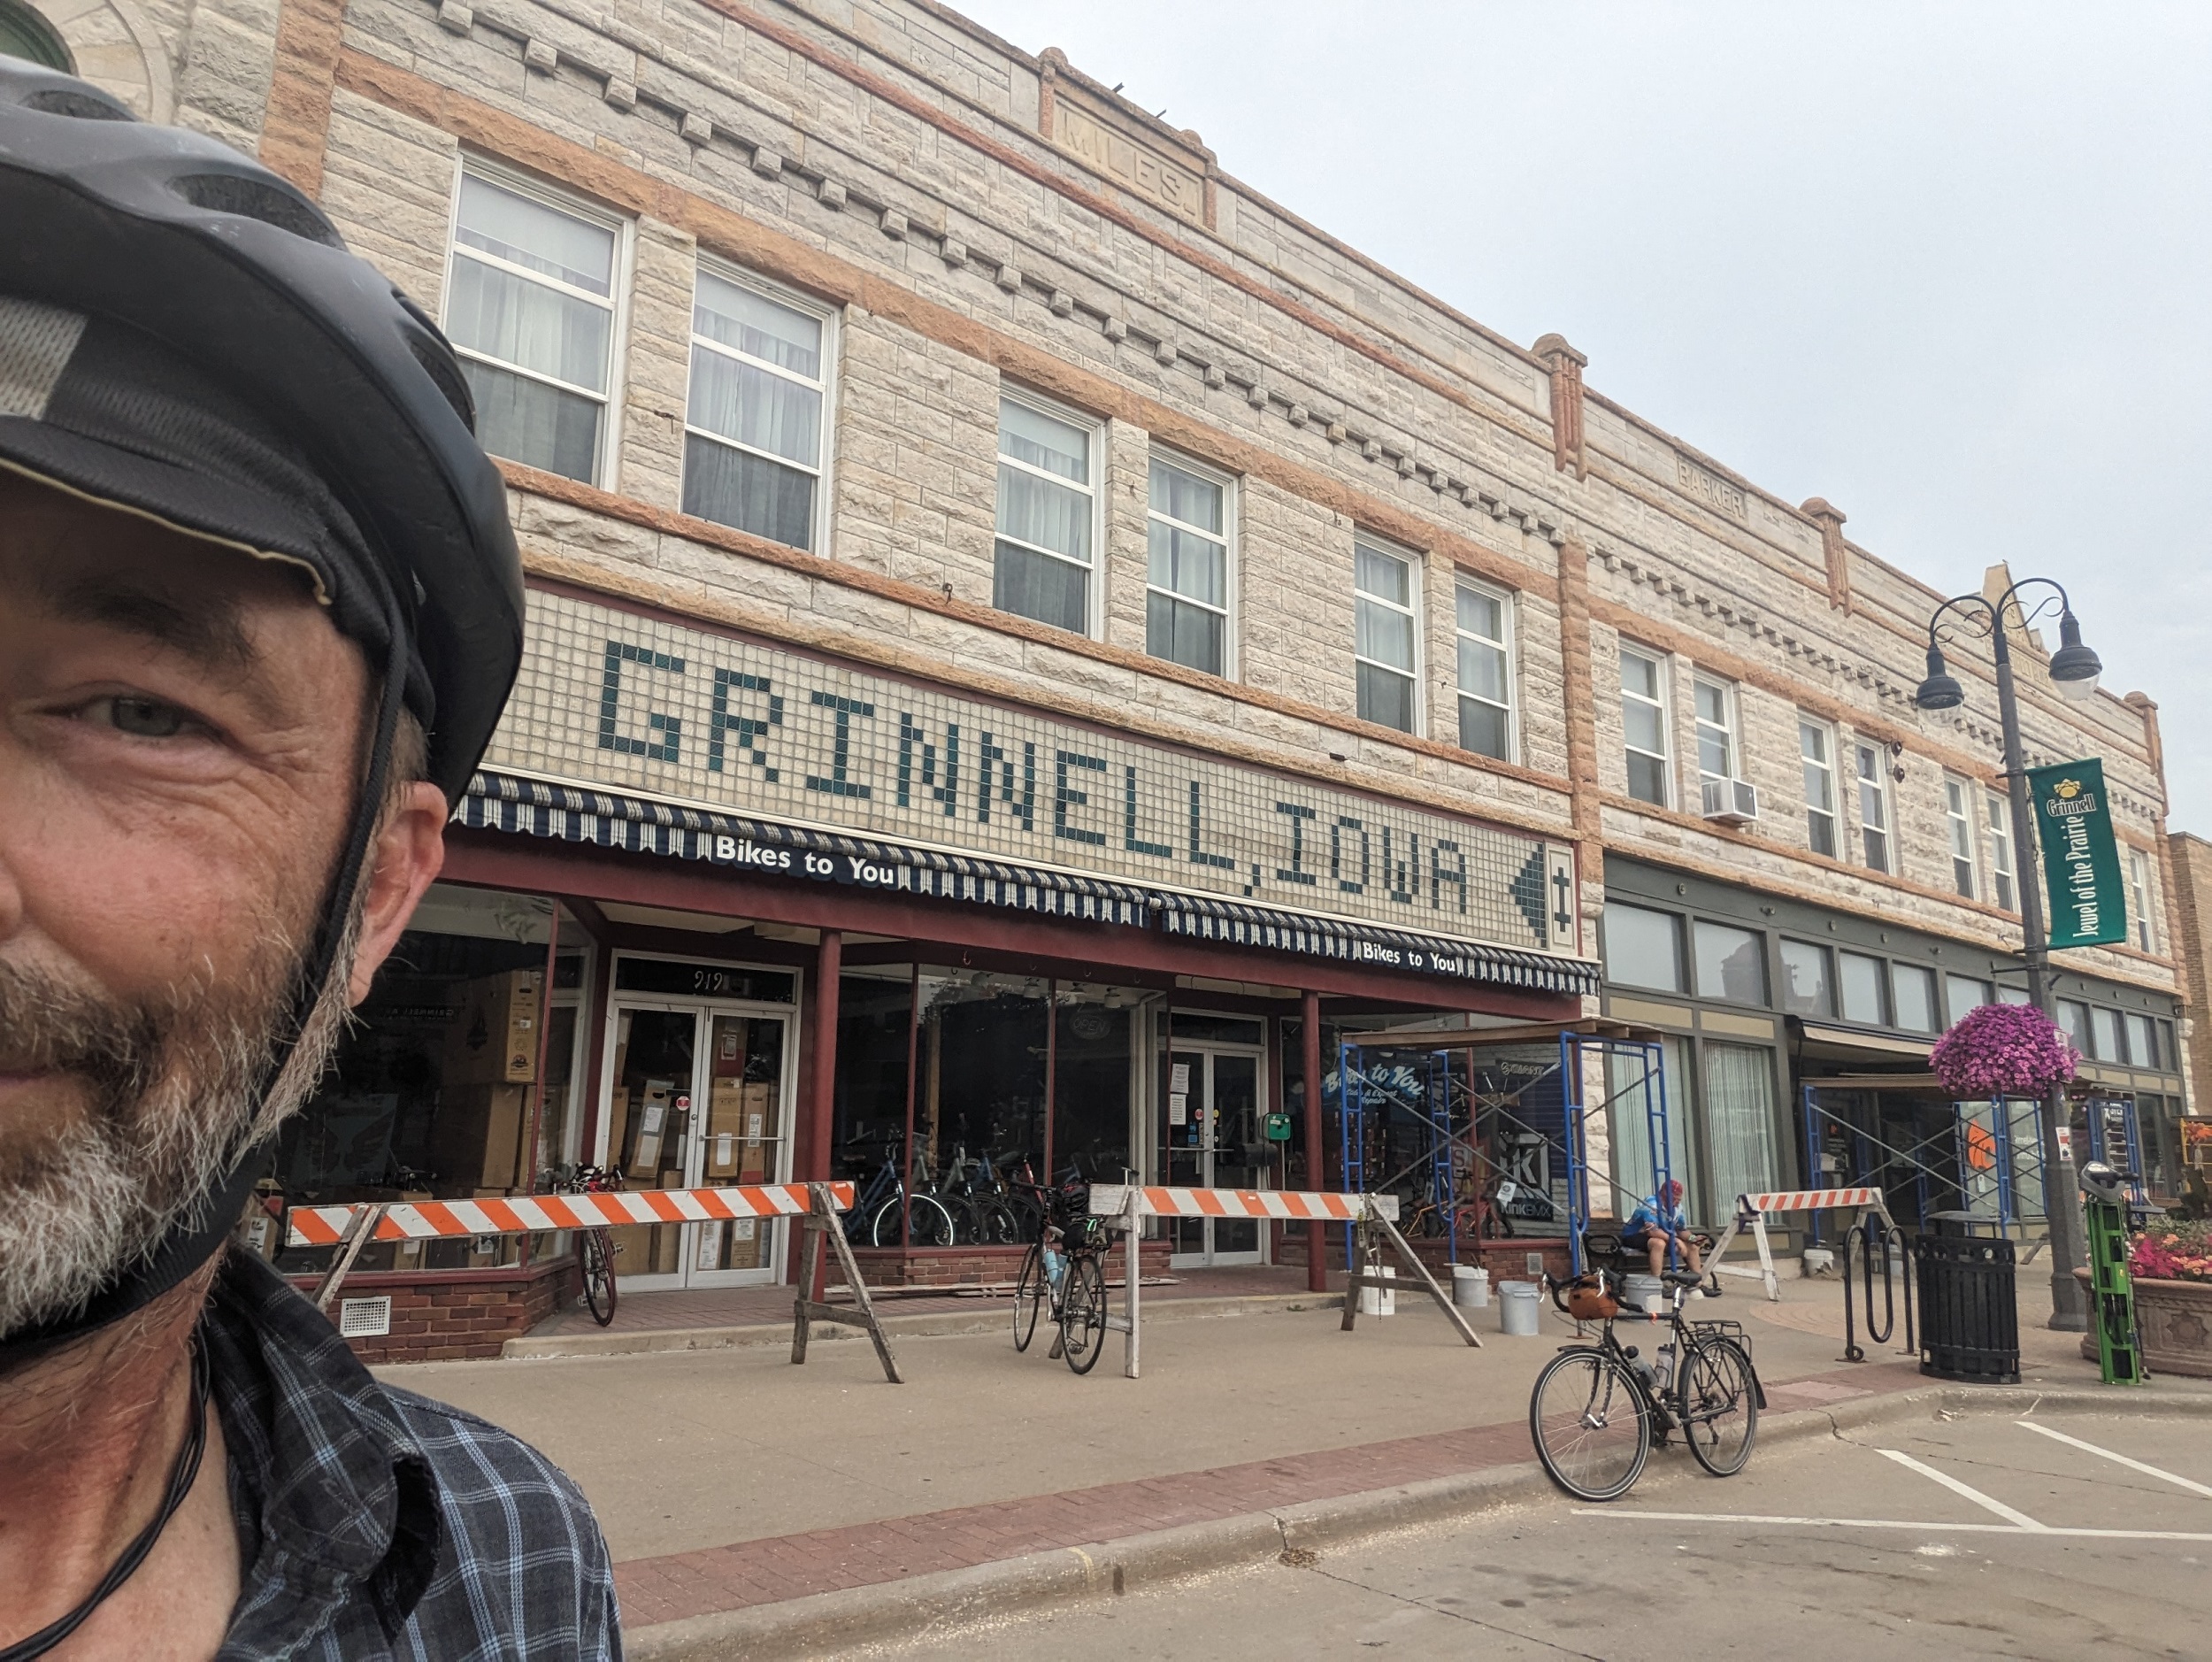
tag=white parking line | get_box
[2016,1420,2212,1500]
[1877,1447,2047,1529]
[1571,1509,2212,1543]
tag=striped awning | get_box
[459,771,1149,926]
[458,770,1598,994]
[1156,895,1600,996]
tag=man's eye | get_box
[107,696,191,738]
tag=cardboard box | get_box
[432,1081,530,1191]
[726,1215,761,1270]
[626,1080,675,1178]
[444,969,543,1088]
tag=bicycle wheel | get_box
[1013,1242,1045,1352]
[1677,1338,1758,1476]
[1530,1348,1649,1502]
[580,1230,617,1327]
[980,1200,1021,1246]
[1060,1254,1109,1375]
[908,1195,957,1248]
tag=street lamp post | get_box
[1915,578,2103,1333]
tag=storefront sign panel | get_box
[2025,758,2127,950]
[488,591,1567,955]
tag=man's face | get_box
[0,471,444,1338]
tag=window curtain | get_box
[1701,1043,1780,1212]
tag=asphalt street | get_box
[850,1410,2212,1660]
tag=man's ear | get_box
[349,781,449,1005]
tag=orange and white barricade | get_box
[285,1181,850,1248]
[1703,1186,1895,1300]
[1085,1186,1479,1379]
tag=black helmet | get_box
[0,54,522,802]
[0,57,524,1358]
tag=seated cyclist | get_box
[1622,1180,1718,1294]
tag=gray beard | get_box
[0,939,352,1342]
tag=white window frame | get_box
[1351,535,1424,735]
[1854,741,1893,874]
[1944,775,1978,900]
[1800,716,1839,858]
[1619,643,1672,808]
[442,157,631,489]
[1986,793,2016,912]
[1452,577,1517,763]
[680,258,837,555]
[993,388,1102,638]
[2131,848,2157,952]
[1693,673,1741,795]
[1143,446,1235,677]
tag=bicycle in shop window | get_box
[1528,1230,1766,1501]
[1010,1172,1113,1374]
[557,1164,623,1328]
[841,1130,957,1248]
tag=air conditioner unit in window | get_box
[1701,777,1759,826]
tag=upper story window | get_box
[2130,849,2157,952]
[681,266,830,551]
[1454,581,1515,760]
[1986,794,2016,912]
[1693,919,1767,1004]
[1779,939,1832,1016]
[1619,645,1671,807]
[1838,950,1888,1025]
[1946,974,1993,1027]
[1353,540,1419,733]
[995,395,1096,634]
[2058,998,2092,1054]
[1891,963,1938,1031]
[1854,742,1892,873]
[1694,676,1739,790]
[1601,903,1684,993]
[445,168,620,485]
[1146,452,1231,675]
[1800,719,1839,858]
[1944,776,1978,900]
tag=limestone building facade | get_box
[11,0,2188,1350]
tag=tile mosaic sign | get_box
[488,590,1571,954]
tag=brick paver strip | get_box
[613,1358,1923,1627]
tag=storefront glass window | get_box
[1838,951,1887,1026]
[1601,903,1683,993]
[1693,920,1767,1005]
[273,884,569,1275]
[1778,940,1832,1017]
[1607,1037,1695,1220]
[1701,1043,1779,1209]
[1892,964,1938,1032]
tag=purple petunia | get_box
[1930,1002,2080,1100]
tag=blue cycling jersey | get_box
[1624,1196,1686,1237]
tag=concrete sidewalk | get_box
[375,1275,2200,1656]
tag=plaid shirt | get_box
[203,1249,620,1658]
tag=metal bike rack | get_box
[1839,1211,1915,1364]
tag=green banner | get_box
[2026,758,2128,950]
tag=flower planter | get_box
[2076,1269,2212,1377]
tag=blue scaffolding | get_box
[1335,1019,1672,1276]
[1800,1073,2049,1244]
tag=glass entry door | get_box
[603,1003,790,1289]
[1163,1047,1269,1267]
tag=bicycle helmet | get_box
[0,57,525,1360]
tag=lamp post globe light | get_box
[1915,577,2102,1332]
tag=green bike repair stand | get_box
[2080,1162,2145,1386]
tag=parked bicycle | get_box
[557,1164,622,1327]
[1528,1229,1764,1501]
[842,1133,956,1248]
[1010,1173,1110,1373]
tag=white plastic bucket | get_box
[1453,1266,1491,1308]
[1621,1272,1665,1315]
[1497,1280,1541,1336]
[1358,1266,1396,1316]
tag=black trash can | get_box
[1916,1227,2021,1384]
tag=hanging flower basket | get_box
[1930,1003,2079,1100]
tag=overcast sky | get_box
[958,1,2212,829]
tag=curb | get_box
[503,1289,1327,1360]
[621,1380,2212,1659]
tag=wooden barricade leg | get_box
[1372,1208,1482,1349]
[1749,1212,1780,1301]
[1340,1213,1368,1331]
[1124,1188,1142,1380]
[790,1184,903,1383]
[314,1204,389,1314]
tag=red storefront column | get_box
[807,929,842,1300]
[1302,989,1327,1294]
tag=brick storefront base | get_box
[1272,1226,1574,1285]
[290,1257,580,1364]
[848,1239,1175,1287]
